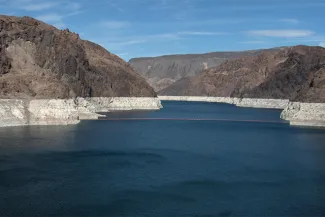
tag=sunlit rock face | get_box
[281,102,325,127]
[159,46,325,103]
[0,15,156,99]
[0,97,162,127]
[129,49,278,92]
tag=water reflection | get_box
[0,125,77,154]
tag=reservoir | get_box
[1,101,325,216]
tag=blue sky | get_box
[1,0,325,60]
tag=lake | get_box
[1,101,325,216]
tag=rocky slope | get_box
[160,46,325,103]
[0,15,156,99]
[129,48,280,91]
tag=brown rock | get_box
[129,48,281,91]
[159,46,325,103]
[0,15,156,99]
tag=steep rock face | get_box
[129,49,280,91]
[0,15,156,99]
[281,102,325,127]
[243,46,325,102]
[160,46,325,103]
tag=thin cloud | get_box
[110,2,125,12]
[102,34,178,50]
[13,0,82,12]
[148,0,197,21]
[238,41,266,44]
[113,39,147,46]
[36,13,63,22]
[66,2,81,11]
[20,2,58,11]
[247,30,314,37]
[104,39,148,50]
[101,21,130,29]
[278,37,325,43]
[36,13,67,29]
[53,22,66,29]
[34,2,83,29]
[101,30,227,51]
[105,33,182,44]
[176,0,325,14]
[116,53,129,56]
[149,0,172,11]
[319,42,325,47]
[178,31,227,36]
[280,18,299,24]
[150,31,226,39]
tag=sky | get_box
[1,0,325,60]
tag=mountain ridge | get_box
[159,45,325,103]
[0,15,156,99]
[129,47,283,91]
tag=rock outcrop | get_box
[281,102,325,127]
[158,96,239,105]
[235,98,290,109]
[76,97,163,112]
[0,99,80,127]
[129,48,280,91]
[0,99,28,127]
[0,15,156,98]
[158,96,289,109]
[0,97,162,127]
[159,46,325,103]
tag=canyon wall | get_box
[159,46,325,104]
[0,15,156,99]
[130,48,280,91]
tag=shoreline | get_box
[1,96,324,128]
[158,96,325,128]
[158,96,289,109]
[0,97,163,128]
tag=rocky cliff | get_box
[129,48,280,91]
[0,15,156,99]
[281,102,325,127]
[160,46,325,103]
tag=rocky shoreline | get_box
[158,96,325,128]
[0,98,162,127]
[1,96,324,128]
[281,102,325,128]
[158,96,289,109]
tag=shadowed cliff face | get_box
[159,46,325,103]
[0,15,156,99]
[129,49,281,91]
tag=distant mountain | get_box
[159,46,325,103]
[129,48,281,91]
[0,15,156,99]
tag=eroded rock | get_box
[0,15,156,99]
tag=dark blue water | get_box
[1,101,325,216]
